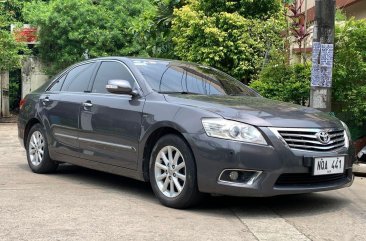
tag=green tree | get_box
[198,0,282,19]
[1,0,39,22]
[145,0,185,58]
[171,0,285,83]
[0,4,27,72]
[23,0,156,74]
[332,18,366,132]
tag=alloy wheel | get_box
[28,131,45,166]
[154,146,186,198]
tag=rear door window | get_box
[61,63,95,92]
[92,61,135,94]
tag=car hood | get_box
[165,95,343,128]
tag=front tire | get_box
[26,123,58,173]
[149,134,201,209]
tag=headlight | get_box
[341,121,352,142]
[202,118,267,145]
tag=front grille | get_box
[273,128,346,152]
[275,173,347,186]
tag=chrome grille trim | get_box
[269,127,347,152]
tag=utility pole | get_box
[309,0,336,112]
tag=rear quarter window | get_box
[61,63,95,92]
[47,74,66,92]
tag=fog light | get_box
[229,171,239,181]
[218,169,262,186]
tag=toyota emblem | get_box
[316,131,331,144]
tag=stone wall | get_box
[0,72,10,117]
[21,57,49,98]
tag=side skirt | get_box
[51,151,146,182]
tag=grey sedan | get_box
[18,57,355,208]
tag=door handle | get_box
[42,96,51,105]
[83,101,93,109]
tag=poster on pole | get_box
[311,42,334,87]
[320,44,334,67]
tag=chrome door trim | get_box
[54,133,78,140]
[78,137,136,152]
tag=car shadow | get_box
[18,163,155,202]
[192,193,350,218]
[18,163,351,218]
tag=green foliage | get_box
[1,0,39,22]
[23,0,156,74]
[145,0,185,58]
[332,18,366,129]
[9,70,21,111]
[250,55,311,105]
[172,0,285,82]
[251,16,366,135]
[198,0,282,20]
[335,9,347,21]
[0,4,28,72]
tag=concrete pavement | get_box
[1,123,365,241]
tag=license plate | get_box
[313,156,345,175]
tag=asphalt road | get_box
[1,123,365,241]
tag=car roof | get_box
[79,56,201,67]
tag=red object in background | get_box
[13,27,38,43]
[354,137,366,155]
[19,99,26,110]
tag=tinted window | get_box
[133,60,258,96]
[48,75,66,92]
[92,61,135,94]
[61,63,95,92]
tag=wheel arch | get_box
[141,126,195,182]
[23,118,42,147]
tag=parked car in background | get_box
[357,146,366,163]
[18,57,355,208]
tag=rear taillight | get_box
[19,99,26,110]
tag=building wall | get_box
[345,0,366,19]
[21,57,50,98]
[304,0,366,21]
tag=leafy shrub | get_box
[9,70,21,112]
[250,59,311,105]
[332,18,366,130]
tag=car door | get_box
[41,62,97,158]
[78,61,144,169]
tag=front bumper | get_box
[184,127,355,197]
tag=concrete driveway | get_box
[1,123,365,241]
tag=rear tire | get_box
[26,123,58,173]
[149,134,202,209]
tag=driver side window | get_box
[92,61,135,94]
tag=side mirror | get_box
[106,80,138,96]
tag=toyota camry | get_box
[18,57,355,208]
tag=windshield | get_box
[132,59,259,97]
